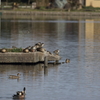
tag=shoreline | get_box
[1,10,100,17]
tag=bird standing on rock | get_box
[35,42,44,48]
[40,43,44,48]
[30,46,37,52]
[23,46,31,53]
[53,49,60,55]
[25,46,31,50]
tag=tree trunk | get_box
[28,0,30,5]
[6,0,8,5]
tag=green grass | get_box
[6,48,23,52]
[1,5,100,12]
[80,6,100,12]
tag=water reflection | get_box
[0,15,100,100]
[0,63,58,78]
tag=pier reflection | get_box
[0,63,59,81]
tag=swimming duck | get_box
[53,49,60,55]
[65,59,70,63]
[16,87,26,95]
[9,73,21,79]
[13,87,26,99]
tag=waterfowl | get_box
[35,44,40,49]
[12,46,17,49]
[25,46,31,50]
[47,51,52,55]
[13,87,26,99]
[1,48,6,53]
[30,46,37,52]
[35,42,41,46]
[37,47,46,53]
[40,43,44,48]
[35,42,44,49]
[23,49,29,53]
[65,59,70,63]
[53,49,60,55]
[9,73,21,79]
[16,87,26,96]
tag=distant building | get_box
[36,0,100,8]
[82,0,100,7]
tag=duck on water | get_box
[13,87,26,99]
[9,73,21,79]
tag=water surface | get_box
[0,15,100,100]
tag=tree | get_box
[67,0,82,9]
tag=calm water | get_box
[0,15,100,100]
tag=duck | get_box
[37,47,46,53]
[30,46,37,52]
[40,43,44,48]
[35,42,44,49]
[12,46,17,49]
[23,48,29,53]
[23,46,30,53]
[9,73,21,79]
[53,49,60,55]
[25,46,31,50]
[13,87,26,99]
[65,59,70,63]
[1,48,6,53]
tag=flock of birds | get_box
[8,73,25,99]
[7,42,70,99]
[23,42,60,56]
[0,42,60,55]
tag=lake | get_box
[0,15,100,100]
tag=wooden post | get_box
[44,56,48,67]
[56,60,59,64]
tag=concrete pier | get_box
[0,52,61,64]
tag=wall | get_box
[86,0,100,7]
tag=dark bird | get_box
[13,87,26,99]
